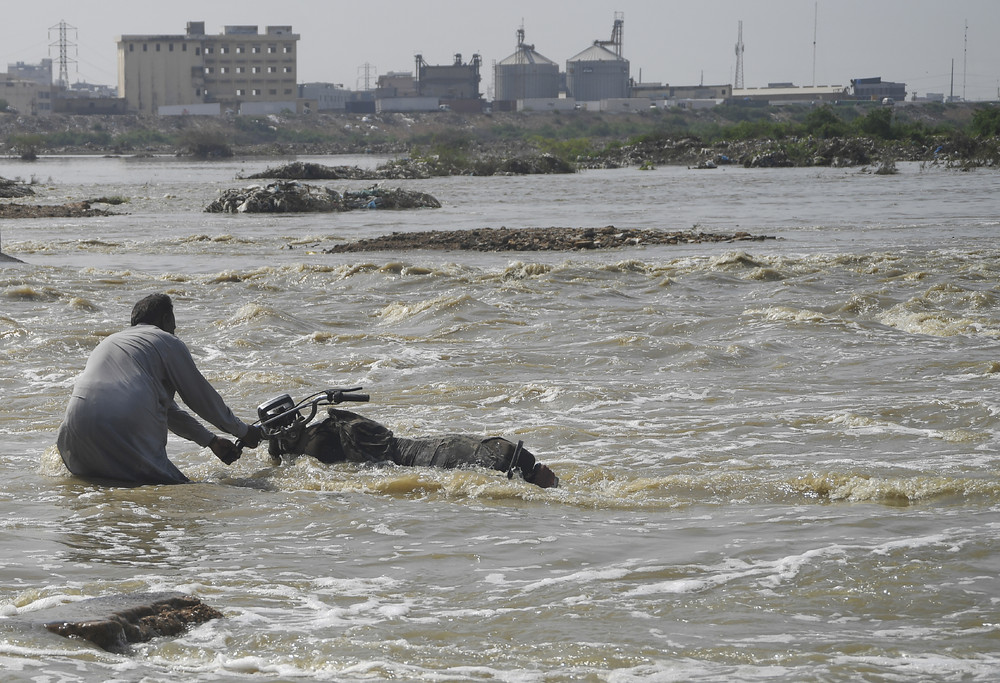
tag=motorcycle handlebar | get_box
[231,387,369,456]
[327,388,369,404]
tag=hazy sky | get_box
[2,0,998,101]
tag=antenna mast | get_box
[734,20,745,89]
[812,2,818,86]
[48,19,77,88]
[963,19,968,101]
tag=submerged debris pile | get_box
[0,177,35,198]
[242,161,373,180]
[205,181,441,213]
[325,225,773,253]
[0,200,116,218]
[243,153,576,181]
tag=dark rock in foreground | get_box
[325,225,773,253]
[206,180,441,213]
[28,592,222,653]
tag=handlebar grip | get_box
[335,392,369,403]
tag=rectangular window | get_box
[236,89,244,96]
[156,44,160,52]
[251,66,260,73]
[267,66,276,73]
[284,88,292,95]
[220,67,228,74]
[236,46,244,54]
[252,89,260,96]
[129,44,134,52]
[268,46,276,53]
[283,45,292,53]
[183,44,187,52]
[252,46,261,53]
[143,44,148,52]
[220,46,228,54]
[269,89,276,95]
[235,66,244,74]
[204,67,213,74]
[283,67,292,73]
[169,43,174,52]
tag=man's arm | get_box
[167,400,215,446]
[161,336,251,440]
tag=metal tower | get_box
[734,21,745,90]
[357,63,376,91]
[48,20,77,88]
[597,12,624,58]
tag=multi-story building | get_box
[8,59,53,87]
[117,21,299,114]
[1,75,52,115]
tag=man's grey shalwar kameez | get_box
[57,324,251,484]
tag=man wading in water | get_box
[56,293,262,484]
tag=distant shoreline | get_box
[1,104,997,170]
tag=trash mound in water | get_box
[242,153,575,181]
[0,201,116,218]
[0,177,35,198]
[242,161,373,180]
[205,181,441,213]
[325,225,774,253]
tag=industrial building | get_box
[851,77,906,102]
[298,82,349,111]
[116,21,300,115]
[732,84,849,104]
[415,53,483,109]
[494,26,560,104]
[375,71,418,99]
[565,14,630,103]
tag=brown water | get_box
[1,156,999,680]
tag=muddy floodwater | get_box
[2,155,1000,681]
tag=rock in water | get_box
[31,592,222,653]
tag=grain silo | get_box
[494,26,560,102]
[566,14,630,102]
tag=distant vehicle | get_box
[438,104,452,112]
[881,97,895,106]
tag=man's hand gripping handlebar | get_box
[223,387,370,464]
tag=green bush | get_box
[113,129,171,149]
[179,130,233,159]
[970,107,1000,137]
[802,106,848,138]
[853,108,894,139]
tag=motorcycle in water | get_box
[235,388,559,488]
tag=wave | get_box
[791,472,1000,504]
[172,454,1000,510]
